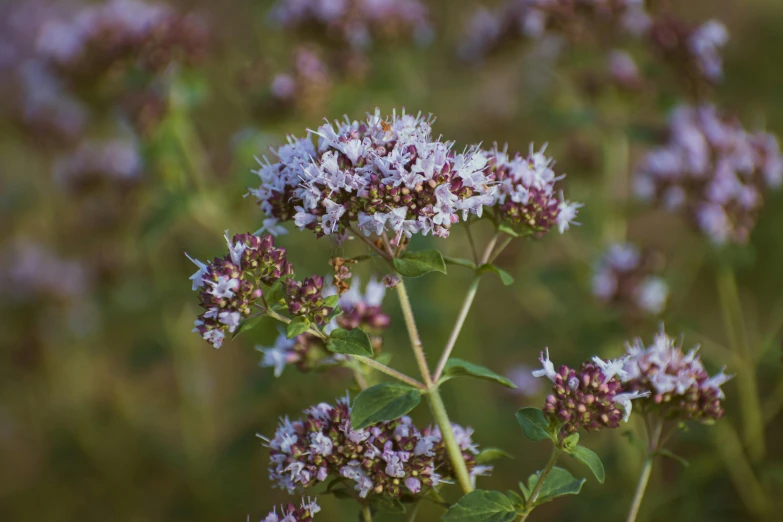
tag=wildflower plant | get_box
[188,108,734,522]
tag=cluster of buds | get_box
[262,498,320,522]
[328,257,356,295]
[282,275,334,326]
[188,232,293,349]
[250,109,581,242]
[533,349,647,437]
[622,328,732,422]
[263,395,488,499]
[592,242,668,317]
[634,104,783,245]
[483,143,581,237]
[53,138,142,193]
[458,0,651,62]
[250,109,499,241]
[268,0,432,51]
[35,0,209,83]
[258,278,390,377]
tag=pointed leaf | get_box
[440,358,516,388]
[655,448,690,468]
[515,408,553,442]
[232,315,265,339]
[442,490,519,522]
[444,256,477,269]
[327,327,374,356]
[287,316,310,339]
[477,264,515,286]
[523,467,585,506]
[497,224,520,238]
[475,448,515,465]
[351,383,422,429]
[323,294,340,309]
[266,279,286,308]
[393,250,447,277]
[566,445,605,483]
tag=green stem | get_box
[361,504,373,522]
[626,457,654,522]
[351,355,426,390]
[716,264,765,461]
[395,282,434,388]
[519,447,561,521]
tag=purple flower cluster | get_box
[259,278,390,377]
[250,110,581,242]
[622,328,732,422]
[592,242,668,317]
[282,275,334,327]
[634,104,783,245]
[189,232,293,349]
[262,498,320,522]
[250,109,497,241]
[649,17,729,86]
[483,144,581,236]
[269,0,432,50]
[263,395,488,499]
[533,349,647,436]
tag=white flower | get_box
[224,230,247,265]
[557,197,582,233]
[257,333,297,377]
[259,217,288,236]
[207,275,239,299]
[613,391,650,422]
[185,253,208,291]
[592,355,630,381]
[532,348,557,382]
[218,310,241,332]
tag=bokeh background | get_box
[2,0,783,521]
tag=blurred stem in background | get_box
[601,127,630,244]
[625,416,664,522]
[715,264,766,462]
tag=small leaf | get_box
[323,294,340,309]
[515,408,553,442]
[327,328,374,356]
[476,448,515,465]
[232,315,265,339]
[287,316,310,339]
[266,280,286,307]
[370,497,406,514]
[442,490,520,522]
[393,250,447,278]
[505,490,525,510]
[440,358,516,388]
[523,467,585,506]
[444,256,477,269]
[566,445,605,483]
[562,432,579,451]
[477,264,515,286]
[655,448,690,468]
[497,223,520,238]
[518,481,530,501]
[351,383,422,429]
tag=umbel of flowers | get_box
[634,104,783,245]
[250,109,580,241]
[622,328,732,423]
[263,395,488,499]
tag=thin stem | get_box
[518,447,561,521]
[360,504,373,522]
[464,221,479,265]
[264,309,328,341]
[350,355,427,390]
[489,236,513,264]
[349,226,391,261]
[625,458,654,522]
[427,389,474,494]
[395,282,434,388]
[716,264,766,461]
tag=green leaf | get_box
[476,448,515,465]
[655,449,690,468]
[440,358,516,388]
[444,256,477,269]
[566,445,605,483]
[477,263,514,286]
[266,279,286,308]
[286,316,310,339]
[351,383,422,429]
[232,315,265,339]
[369,496,406,514]
[515,408,553,442]
[323,294,340,309]
[505,490,525,510]
[523,467,585,506]
[327,328,374,356]
[497,223,520,238]
[562,432,579,452]
[442,490,520,522]
[393,250,447,278]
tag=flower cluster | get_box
[267,47,332,116]
[282,275,334,327]
[36,0,209,82]
[189,232,293,349]
[592,242,668,316]
[263,395,488,499]
[53,138,142,193]
[250,109,498,241]
[458,0,651,62]
[258,278,390,377]
[483,144,581,236]
[622,329,732,422]
[533,349,647,436]
[262,498,320,522]
[634,104,783,245]
[268,0,432,50]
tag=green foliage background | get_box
[2,0,782,520]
